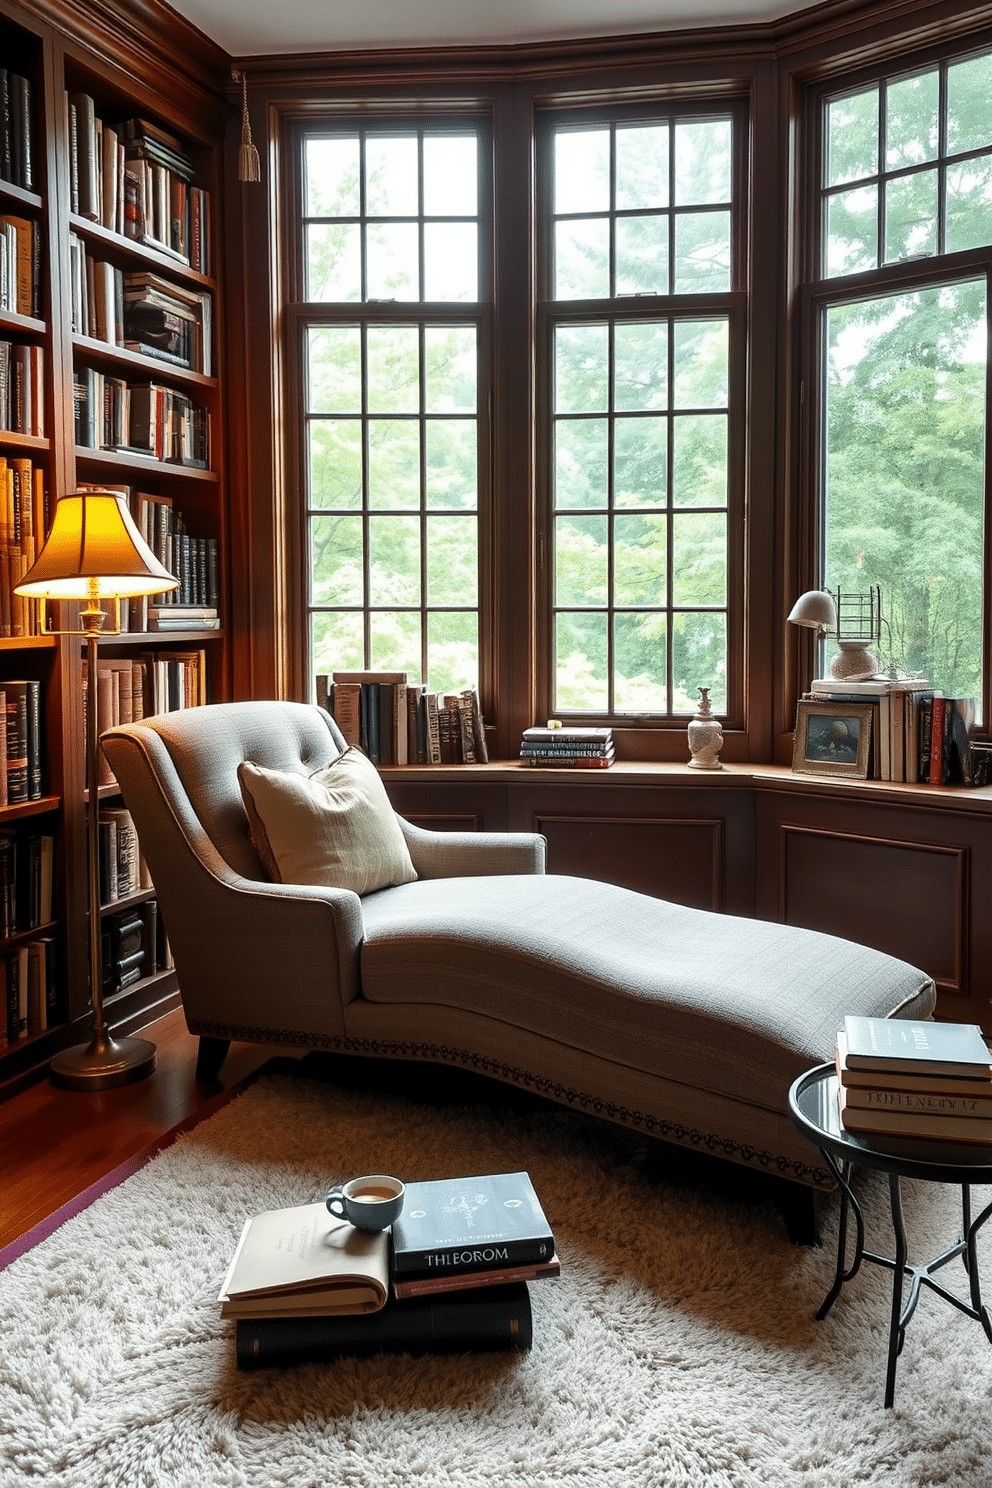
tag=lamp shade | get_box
[14,491,179,600]
[787,588,837,633]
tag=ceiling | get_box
[165,0,825,58]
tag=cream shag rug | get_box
[2,1063,991,1488]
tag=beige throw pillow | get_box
[238,748,417,896]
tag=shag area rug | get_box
[2,1057,991,1488]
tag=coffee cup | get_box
[325,1174,404,1231]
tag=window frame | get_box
[534,98,750,729]
[797,52,992,734]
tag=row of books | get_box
[809,678,986,786]
[0,69,34,192]
[520,725,615,770]
[0,680,43,805]
[0,829,53,940]
[97,805,150,906]
[316,670,489,766]
[100,899,172,995]
[0,339,43,436]
[0,456,47,638]
[2,936,57,1050]
[222,1170,555,1368]
[81,484,220,624]
[0,213,41,319]
[86,651,207,788]
[836,1014,992,1143]
[66,98,211,273]
[72,367,211,469]
[68,244,213,376]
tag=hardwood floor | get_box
[0,1009,301,1250]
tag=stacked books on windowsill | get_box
[519,725,615,770]
[835,1014,992,1144]
[221,1170,557,1369]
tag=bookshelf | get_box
[0,0,229,1091]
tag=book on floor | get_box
[235,1282,533,1368]
[392,1253,561,1300]
[218,1199,390,1319]
[841,1016,992,1080]
[390,1171,555,1277]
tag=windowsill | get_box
[379,758,992,811]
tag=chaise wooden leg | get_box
[195,1036,231,1082]
[775,1180,822,1247]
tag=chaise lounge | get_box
[102,700,936,1240]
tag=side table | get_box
[788,1062,992,1407]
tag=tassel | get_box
[235,70,261,183]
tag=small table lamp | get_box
[15,491,179,1090]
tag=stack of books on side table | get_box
[519,725,615,769]
[221,1171,558,1369]
[835,1015,992,1142]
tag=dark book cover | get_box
[843,1015,992,1077]
[4,682,30,804]
[391,1171,554,1276]
[235,1282,533,1369]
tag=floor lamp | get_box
[15,491,179,1091]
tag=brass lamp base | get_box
[49,1032,157,1091]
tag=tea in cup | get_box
[325,1174,404,1231]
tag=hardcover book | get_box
[836,1032,992,1095]
[218,1200,390,1319]
[837,1083,992,1144]
[390,1171,555,1276]
[842,1016,992,1079]
[392,1254,560,1300]
[235,1282,533,1369]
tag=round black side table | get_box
[788,1062,992,1408]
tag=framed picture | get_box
[792,699,874,779]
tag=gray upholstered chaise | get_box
[102,701,936,1237]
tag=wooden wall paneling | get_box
[383,779,510,834]
[532,812,726,911]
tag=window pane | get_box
[674,119,731,205]
[672,415,727,507]
[427,514,477,604]
[673,512,726,605]
[308,420,362,509]
[827,88,879,186]
[614,415,667,508]
[616,215,669,296]
[615,322,667,411]
[426,420,477,509]
[555,325,609,412]
[826,185,878,276]
[554,514,609,603]
[884,168,938,262]
[312,610,363,673]
[425,327,477,412]
[823,283,986,703]
[614,514,667,604]
[555,130,609,214]
[368,419,420,508]
[674,210,731,293]
[554,612,608,710]
[673,612,726,711]
[427,611,478,694]
[885,72,939,169]
[366,222,419,300]
[555,419,608,509]
[311,514,363,604]
[616,124,669,209]
[366,136,418,216]
[424,223,477,301]
[614,612,667,711]
[554,218,610,300]
[308,327,362,412]
[368,612,422,675]
[368,514,420,605]
[947,54,992,155]
[423,136,477,215]
[306,137,361,217]
[673,321,728,409]
[367,327,420,413]
[946,153,992,253]
[306,224,361,301]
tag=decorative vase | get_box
[687,687,724,770]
